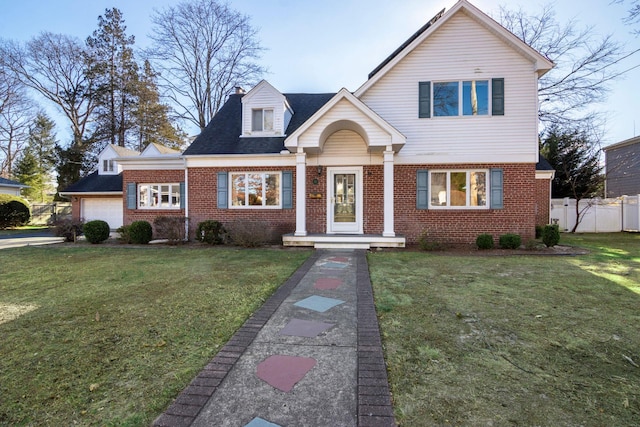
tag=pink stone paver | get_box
[256,355,317,392]
[314,277,343,290]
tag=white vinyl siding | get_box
[297,99,392,152]
[359,11,540,165]
[241,82,288,136]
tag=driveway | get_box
[0,229,64,249]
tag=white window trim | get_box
[103,159,115,173]
[432,80,491,118]
[429,170,490,209]
[138,183,181,210]
[229,171,283,209]
[251,108,274,132]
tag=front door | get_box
[328,167,363,233]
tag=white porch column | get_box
[383,149,395,237]
[294,150,307,236]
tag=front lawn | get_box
[0,245,310,426]
[368,233,640,426]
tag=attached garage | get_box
[81,197,123,229]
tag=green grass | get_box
[368,232,640,426]
[0,245,310,426]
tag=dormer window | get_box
[103,159,114,172]
[252,108,274,132]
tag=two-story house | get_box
[65,0,555,247]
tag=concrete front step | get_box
[282,233,405,249]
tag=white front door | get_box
[327,167,363,234]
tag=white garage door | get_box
[82,198,123,229]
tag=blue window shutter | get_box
[217,172,228,209]
[282,171,293,209]
[492,78,504,116]
[179,182,185,209]
[418,82,431,118]
[490,168,504,209]
[417,170,429,209]
[126,182,136,209]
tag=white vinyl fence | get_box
[550,196,640,233]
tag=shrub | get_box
[83,220,110,244]
[227,220,270,247]
[0,194,30,229]
[535,225,544,239]
[418,231,442,251]
[542,224,560,247]
[475,233,494,250]
[499,233,522,249]
[116,225,131,243]
[53,218,84,242]
[196,220,227,244]
[128,220,153,244]
[153,216,187,245]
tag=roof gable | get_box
[141,143,180,156]
[356,0,554,97]
[285,88,405,153]
[183,92,335,156]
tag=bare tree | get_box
[0,33,98,149]
[0,63,35,177]
[498,4,639,130]
[614,0,640,34]
[147,0,266,130]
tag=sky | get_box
[0,0,638,147]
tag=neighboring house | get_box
[60,143,180,229]
[604,135,640,197]
[64,0,555,247]
[0,177,28,197]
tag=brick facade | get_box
[123,170,186,234]
[534,177,551,227]
[187,167,297,241]
[121,162,543,245]
[393,163,537,244]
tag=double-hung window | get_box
[103,159,114,172]
[138,184,181,209]
[230,172,281,208]
[251,108,274,132]
[420,78,503,117]
[429,170,488,208]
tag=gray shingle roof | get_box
[183,93,335,156]
[0,177,27,187]
[62,172,123,193]
[536,155,554,171]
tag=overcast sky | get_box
[1,0,638,146]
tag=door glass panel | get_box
[334,174,356,223]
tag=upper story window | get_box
[252,108,274,132]
[419,78,503,118]
[103,159,114,172]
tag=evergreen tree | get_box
[133,61,186,151]
[13,149,41,201]
[86,8,138,148]
[541,126,604,232]
[14,114,57,202]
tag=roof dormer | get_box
[241,80,293,137]
[98,144,139,175]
